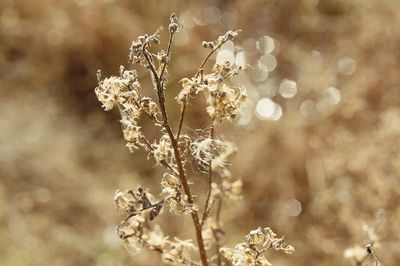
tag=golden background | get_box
[1,0,400,265]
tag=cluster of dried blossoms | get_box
[221,227,295,266]
[95,14,293,266]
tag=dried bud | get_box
[162,173,181,187]
[225,30,239,40]
[168,13,180,33]
[202,41,214,49]
[247,227,266,245]
[223,227,294,265]
[169,23,179,33]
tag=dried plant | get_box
[344,210,384,266]
[94,14,293,265]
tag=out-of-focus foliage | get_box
[1,0,400,265]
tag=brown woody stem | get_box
[201,121,215,227]
[176,101,187,140]
[195,38,230,80]
[142,30,209,266]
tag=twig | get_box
[201,121,215,227]
[178,31,233,141]
[176,101,187,140]
[141,32,209,266]
[195,38,230,80]
[142,42,161,90]
[160,30,174,86]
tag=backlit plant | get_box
[94,14,294,266]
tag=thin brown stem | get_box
[142,43,161,87]
[195,40,228,80]
[160,31,173,86]
[139,135,153,151]
[201,122,215,227]
[176,101,187,139]
[157,77,209,266]
[157,85,209,266]
[142,39,209,266]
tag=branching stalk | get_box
[142,29,209,266]
[176,101,187,140]
[195,38,230,80]
[201,121,215,227]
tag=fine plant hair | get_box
[94,14,294,266]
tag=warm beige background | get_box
[1,0,400,265]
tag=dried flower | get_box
[222,227,294,265]
[151,135,174,165]
[129,27,163,64]
[95,76,127,111]
[221,243,271,266]
[140,97,159,118]
[191,137,237,170]
[162,238,198,265]
[177,61,247,123]
[168,13,180,34]
[144,225,169,251]
[95,15,293,266]
[161,172,197,215]
[247,227,266,246]
[201,30,240,51]
[203,62,247,122]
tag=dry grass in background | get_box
[1,0,400,265]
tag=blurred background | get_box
[1,0,400,265]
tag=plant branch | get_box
[201,121,215,227]
[160,30,174,86]
[176,101,187,139]
[157,74,209,266]
[142,40,209,266]
[195,40,228,80]
[142,43,161,89]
